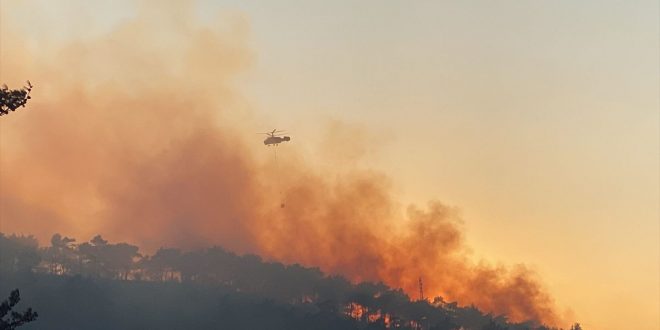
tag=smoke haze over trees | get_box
[0,232,582,330]
[0,1,567,326]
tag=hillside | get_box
[0,233,574,330]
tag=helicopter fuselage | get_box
[264,135,291,146]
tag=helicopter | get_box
[259,129,291,146]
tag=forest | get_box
[0,232,582,330]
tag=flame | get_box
[0,1,561,326]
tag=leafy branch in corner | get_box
[0,289,38,330]
[0,81,33,116]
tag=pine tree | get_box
[0,81,33,116]
[0,289,38,330]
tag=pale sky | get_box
[2,1,658,329]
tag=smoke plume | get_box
[0,1,559,325]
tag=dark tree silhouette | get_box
[0,234,40,273]
[0,82,32,116]
[0,290,37,330]
[44,233,77,274]
[482,319,509,330]
[0,231,578,329]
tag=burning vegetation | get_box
[0,233,581,330]
[0,1,566,327]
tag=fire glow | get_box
[0,1,561,326]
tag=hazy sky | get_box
[2,1,658,329]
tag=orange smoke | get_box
[0,1,559,326]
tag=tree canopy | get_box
[0,232,581,330]
[0,82,32,116]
